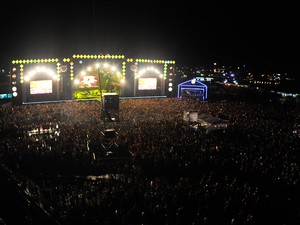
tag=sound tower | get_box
[102,93,119,122]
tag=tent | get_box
[198,113,228,131]
[178,79,208,100]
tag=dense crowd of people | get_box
[0,96,299,225]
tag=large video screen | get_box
[79,75,98,87]
[30,80,53,95]
[138,78,157,90]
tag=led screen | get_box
[79,75,98,87]
[138,78,157,90]
[30,80,52,94]
[0,94,7,99]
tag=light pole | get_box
[96,67,103,101]
[160,74,164,96]
[95,63,106,128]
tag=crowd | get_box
[0,97,299,225]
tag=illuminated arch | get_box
[134,66,164,97]
[24,66,58,81]
[137,66,163,78]
[74,62,123,86]
[73,62,124,99]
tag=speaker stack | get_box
[102,93,119,122]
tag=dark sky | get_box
[1,1,298,75]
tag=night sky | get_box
[1,1,298,76]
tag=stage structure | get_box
[11,54,175,104]
[178,79,208,100]
[91,92,132,165]
[95,93,121,163]
[71,55,125,100]
[10,58,61,103]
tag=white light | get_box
[47,69,54,76]
[36,67,42,72]
[74,79,80,85]
[12,86,17,91]
[26,66,56,80]
[138,66,162,77]
[13,92,18,97]
[28,71,36,77]
[95,63,100,68]
[168,83,173,86]
[168,87,172,92]
[191,79,196,84]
